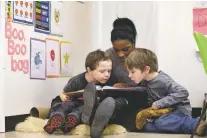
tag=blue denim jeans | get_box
[143,111,199,134]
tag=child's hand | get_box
[60,92,70,102]
[151,103,158,110]
[113,83,127,88]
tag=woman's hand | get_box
[60,92,70,102]
[151,103,158,110]
[113,83,128,88]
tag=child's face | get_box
[91,60,112,84]
[128,67,149,84]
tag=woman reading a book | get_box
[104,17,149,132]
[106,17,138,88]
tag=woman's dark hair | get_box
[111,17,137,46]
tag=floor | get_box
[0,132,205,138]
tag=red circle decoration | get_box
[50,50,55,61]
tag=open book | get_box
[64,85,147,97]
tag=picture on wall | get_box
[193,8,207,35]
[30,38,46,80]
[13,1,34,25]
[194,33,207,74]
[46,38,60,78]
[60,41,73,77]
[50,1,63,37]
[5,1,12,22]
[34,1,50,34]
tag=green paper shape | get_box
[193,32,207,74]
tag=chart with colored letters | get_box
[34,1,50,34]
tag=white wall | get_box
[100,1,158,51]
[87,1,102,50]
[3,2,93,116]
[157,1,207,107]
[0,1,5,132]
[91,1,207,107]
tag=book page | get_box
[102,86,147,92]
[96,85,103,91]
[102,86,122,89]
[65,85,103,95]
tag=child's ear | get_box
[144,66,150,73]
[87,67,92,74]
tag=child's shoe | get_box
[44,113,65,134]
[66,112,81,128]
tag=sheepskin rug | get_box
[15,116,127,135]
[15,117,48,133]
[71,124,127,136]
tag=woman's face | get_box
[112,40,134,63]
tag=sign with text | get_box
[5,22,29,74]
[193,8,207,35]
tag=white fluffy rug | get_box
[15,116,127,135]
[15,117,48,133]
[71,124,127,136]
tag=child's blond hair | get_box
[125,48,158,73]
